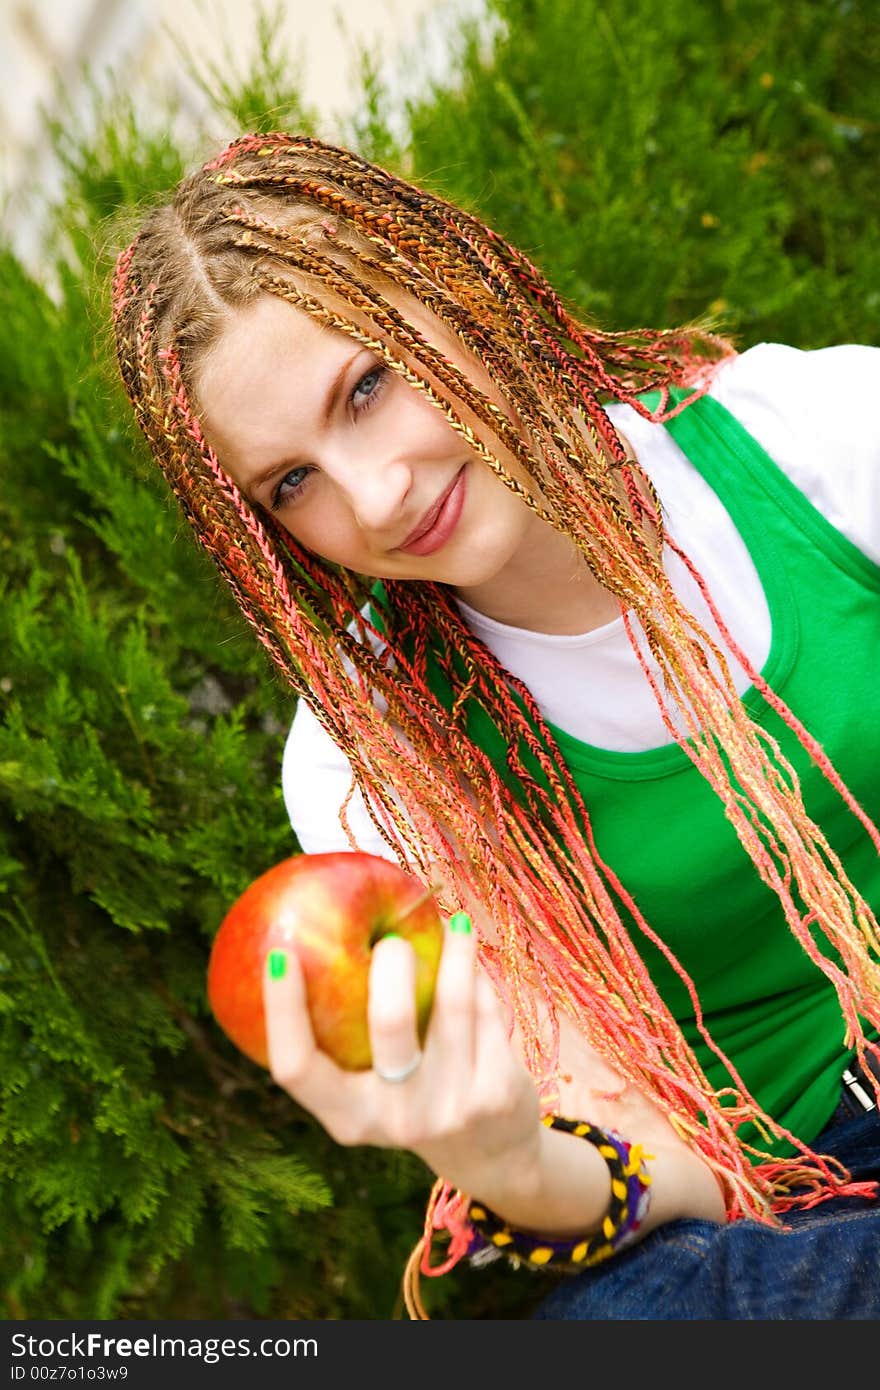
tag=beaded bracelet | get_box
[466,1115,653,1273]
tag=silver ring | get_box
[373,1051,422,1084]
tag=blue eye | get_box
[269,365,388,510]
[351,365,387,412]
[270,466,311,510]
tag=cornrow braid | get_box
[112,133,880,1292]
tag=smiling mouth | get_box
[396,465,467,556]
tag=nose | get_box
[332,451,414,539]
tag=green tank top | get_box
[370,389,880,1155]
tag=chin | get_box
[444,537,523,591]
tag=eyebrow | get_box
[239,348,362,502]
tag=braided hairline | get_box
[229,206,562,460]
[222,161,643,467]
[111,133,880,1232]
[225,142,729,416]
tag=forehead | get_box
[192,296,337,471]
[195,277,482,424]
[204,292,331,374]
[199,282,468,411]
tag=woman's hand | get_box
[262,910,726,1240]
[261,914,545,1205]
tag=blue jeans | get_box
[531,1108,880,1319]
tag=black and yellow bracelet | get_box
[465,1115,653,1273]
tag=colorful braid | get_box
[110,134,880,1283]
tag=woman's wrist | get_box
[461,1107,726,1277]
[641,1137,727,1229]
[471,1113,614,1239]
[465,1115,655,1271]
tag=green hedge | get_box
[1,0,876,1320]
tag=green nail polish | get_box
[268,949,287,980]
[449,911,472,934]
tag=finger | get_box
[368,934,421,1082]
[262,945,361,1113]
[471,965,523,1084]
[263,944,314,1081]
[423,910,478,1066]
[474,963,511,1031]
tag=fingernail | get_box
[449,911,472,934]
[267,949,287,980]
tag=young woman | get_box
[112,132,880,1319]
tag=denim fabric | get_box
[531,1109,880,1320]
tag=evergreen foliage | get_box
[401,0,879,349]
[1,0,876,1320]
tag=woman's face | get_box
[194,288,546,598]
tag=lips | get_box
[397,467,467,553]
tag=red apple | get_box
[207,851,444,1070]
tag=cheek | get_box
[277,503,362,560]
[475,461,527,514]
[398,386,468,455]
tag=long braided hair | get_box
[112,132,880,1267]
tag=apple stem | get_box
[390,880,442,928]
